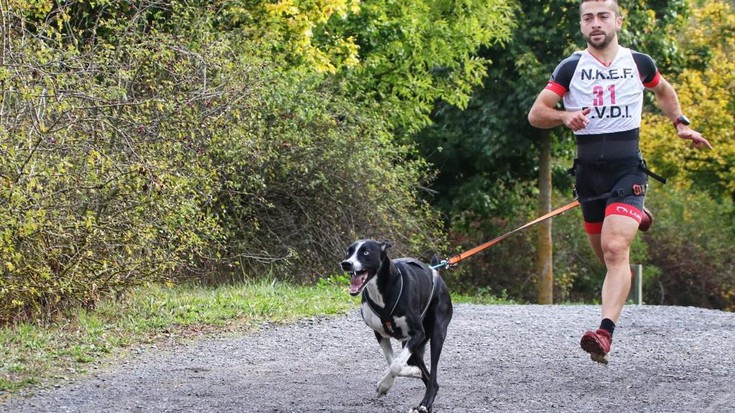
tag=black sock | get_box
[600,318,615,336]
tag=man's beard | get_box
[585,32,615,50]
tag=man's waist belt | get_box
[568,156,666,183]
[568,156,667,203]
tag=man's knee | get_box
[602,237,630,262]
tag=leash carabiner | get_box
[430,259,451,270]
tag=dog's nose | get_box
[340,261,353,271]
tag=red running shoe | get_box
[639,207,654,232]
[580,329,612,364]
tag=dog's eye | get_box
[362,250,369,256]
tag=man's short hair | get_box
[580,0,621,16]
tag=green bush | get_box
[0,3,446,323]
[439,180,539,300]
[0,5,222,322]
[642,185,735,309]
[204,70,446,283]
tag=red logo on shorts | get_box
[609,203,643,223]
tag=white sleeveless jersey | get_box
[545,47,660,135]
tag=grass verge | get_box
[0,277,357,396]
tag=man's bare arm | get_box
[650,77,712,150]
[528,89,591,132]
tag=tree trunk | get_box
[536,129,553,304]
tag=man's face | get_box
[580,1,623,50]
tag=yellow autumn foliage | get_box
[641,1,735,197]
[262,0,363,73]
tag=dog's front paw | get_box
[376,371,396,396]
[408,405,430,413]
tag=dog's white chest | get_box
[361,302,409,340]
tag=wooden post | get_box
[628,264,643,305]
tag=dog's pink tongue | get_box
[349,274,365,294]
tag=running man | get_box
[527,0,712,363]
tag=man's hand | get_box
[563,108,592,132]
[678,127,713,150]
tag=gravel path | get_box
[2,304,734,413]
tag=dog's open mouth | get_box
[348,269,370,296]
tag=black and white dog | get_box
[340,239,453,413]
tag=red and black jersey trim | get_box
[545,50,661,97]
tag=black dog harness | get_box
[363,261,436,336]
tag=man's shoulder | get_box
[559,51,584,65]
[624,47,647,56]
[620,47,654,62]
[626,48,659,85]
[553,51,583,74]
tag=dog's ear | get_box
[380,241,392,251]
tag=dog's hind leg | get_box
[415,302,453,412]
[419,330,445,411]
[407,345,430,385]
[399,366,423,379]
